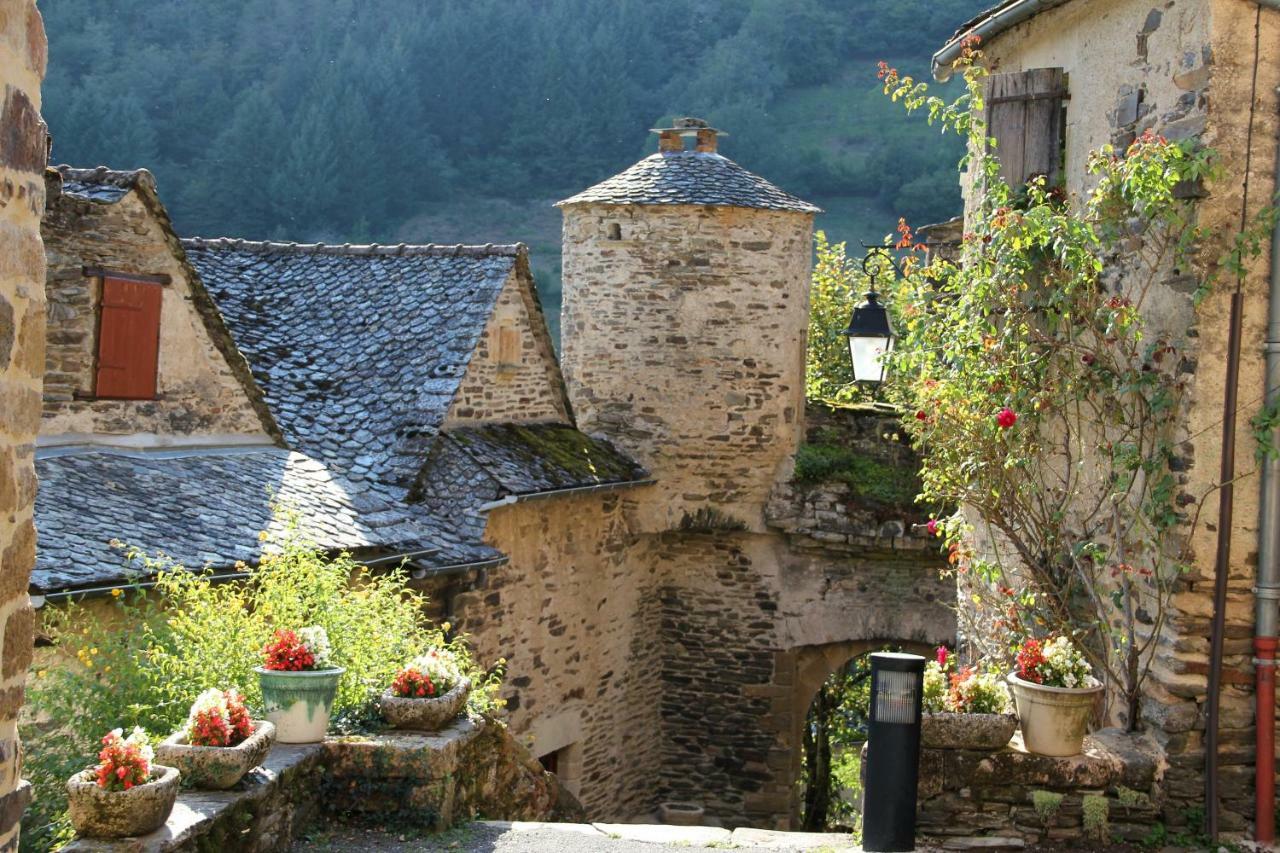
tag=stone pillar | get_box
[0,0,47,846]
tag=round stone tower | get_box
[557,118,819,532]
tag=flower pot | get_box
[379,678,470,731]
[1007,672,1103,756]
[658,801,705,826]
[255,666,344,743]
[66,764,180,839]
[921,711,1018,750]
[155,719,275,789]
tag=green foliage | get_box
[42,0,986,316]
[874,47,1275,728]
[22,512,498,852]
[1082,794,1110,839]
[793,440,920,508]
[1031,790,1064,826]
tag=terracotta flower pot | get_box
[66,764,180,839]
[1007,672,1103,756]
[155,719,275,789]
[379,678,470,731]
[921,711,1018,750]
[255,666,344,743]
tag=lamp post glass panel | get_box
[842,249,896,384]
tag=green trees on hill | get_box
[43,0,985,244]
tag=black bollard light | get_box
[862,652,925,852]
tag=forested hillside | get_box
[43,0,986,332]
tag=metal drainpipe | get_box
[1253,84,1280,848]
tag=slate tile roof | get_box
[55,165,149,203]
[556,150,821,213]
[183,238,522,497]
[429,423,650,500]
[32,447,425,594]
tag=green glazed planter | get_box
[255,666,344,743]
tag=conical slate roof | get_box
[557,150,821,213]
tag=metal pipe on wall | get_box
[1252,82,1280,848]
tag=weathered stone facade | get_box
[444,255,570,427]
[0,1,45,847]
[41,171,273,444]
[561,202,812,533]
[956,0,1280,835]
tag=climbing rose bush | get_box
[184,688,254,747]
[1015,637,1096,690]
[93,728,153,791]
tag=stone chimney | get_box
[651,117,724,154]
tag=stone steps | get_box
[481,821,860,849]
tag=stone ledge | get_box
[64,718,560,853]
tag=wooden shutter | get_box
[95,277,162,399]
[986,68,1067,189]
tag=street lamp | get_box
[842,248,896,384]
[862,651,926,852]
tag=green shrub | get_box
[21,510,500,852]
[793,442,920,508]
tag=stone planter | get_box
[155,719,275,789]
[658,801,705,826]
[255,666,344,743]
[1008,672,1103,757]
[66,764,180,838]
[379,678,470,731]
[921,711,1018,750]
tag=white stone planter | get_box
[379,678,470,731]
[67,764,180,838]
[1007,672,1103,757]
[255,666,344,743]
[921,711,1018,750]
[155,719,275,789]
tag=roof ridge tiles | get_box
[180,236,527,258]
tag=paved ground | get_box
[293,821,863,852]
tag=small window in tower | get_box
[94,276,163,400]
[607,222,622,241]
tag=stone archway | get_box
[752,638,937,830]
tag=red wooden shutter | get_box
[95,277,162,399]
[986,68,1067,189]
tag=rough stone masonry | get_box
[0,0,46,847]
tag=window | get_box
[985,67,1067,189]
[607,222,622,240]
[94,276,162,399]
[496,325,521,367]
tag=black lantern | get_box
[862,651,925,852]
[842,248,896,384]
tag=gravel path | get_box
[292,821,861,852]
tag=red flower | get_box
[391,665,437,699]
[915,410,928,422]
[262,629,316,672]
[926,518,939,536]
[936,646,949,667]
[1015,638,1046,684]
[996,407,1018,429]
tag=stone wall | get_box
[40,175,271,443]
[976,0,1280,834]
[0,2,45,847]
[444,258,571,428]
[449,488,664,821]
[916,730,1163,847]
[560,203,813,533]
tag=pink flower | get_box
[996,407,1018,429]
[926,518,939,536]
[936,646,949,667]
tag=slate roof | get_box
[557,151,821,213]
[32,447,427,594]
[417,423,650,504]
[183,238,523,497]
[55,165,149,203]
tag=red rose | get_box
[996,407,1017,429]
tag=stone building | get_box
[0,2,45,848]
[932,0,1280,838]
[28,123,952,833]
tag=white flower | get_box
[406,648,463,690]
[125,726,154,764]
[298,626,332,668]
